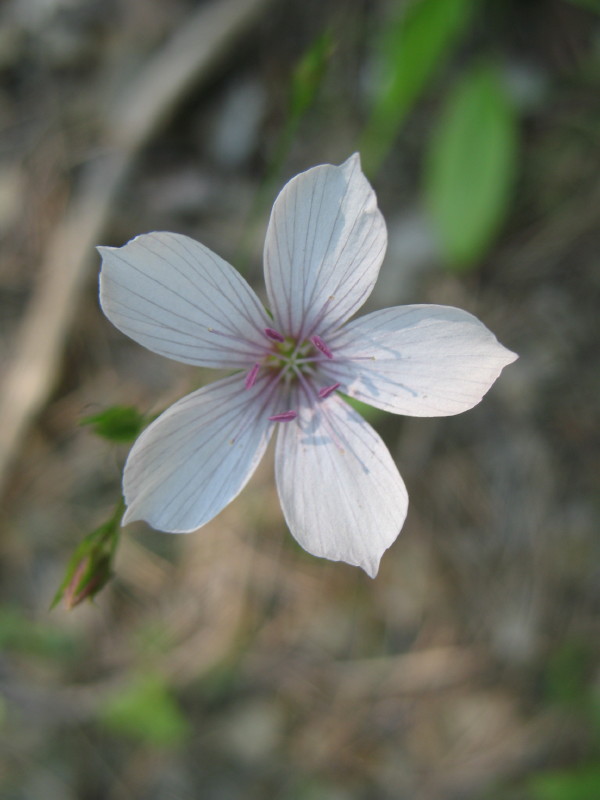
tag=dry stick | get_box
[0,0,272,498]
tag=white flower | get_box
[98,154,517,577]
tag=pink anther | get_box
[268,410,298,422]
[318,382,341,399]
[310,335,333,359]
[265,327,285,342]
[245,363,260,390]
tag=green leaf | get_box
[237,29,334,269]
[80,405,145,443]
[544,640,594,708]
[289,30,333,122]
[361,0,477,176]
[270,30,333,173]
[0,606,78,661]
[424,62,518,269]
[100,674,189,747]
[530,766,600,800]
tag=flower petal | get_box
[264,153,387,340]
[99,232,270,368]
[123,373,278,532]
[275,393,407,577]
[327,305,518,416]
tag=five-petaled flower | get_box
[98,154,517,577]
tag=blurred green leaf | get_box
[100,674,189,747]
[361,0,477,176]
[564,0,600,13]
[529,765,600,800]
[51,502,123,610]
[272,29,333,173]
[80,405,145,443]
[0,606,78,661]
[289,30,333,122]
[544,640,594,709]
[236,29,333,268]
[424,62,518,269]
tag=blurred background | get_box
[1,0,599,798]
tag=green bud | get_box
[62,552,112,610]
[52,502,123,610]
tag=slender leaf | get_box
[236,30,333,268]
[289,30,334,122]
[361,0,477,176]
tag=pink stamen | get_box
[245,363,260,390]
[318,382,341,399]
[310,335,333,359]
[268,410,298,422]
[265,327,285,343]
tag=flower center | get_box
[244,327,341,421]
[267,336,315,375]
